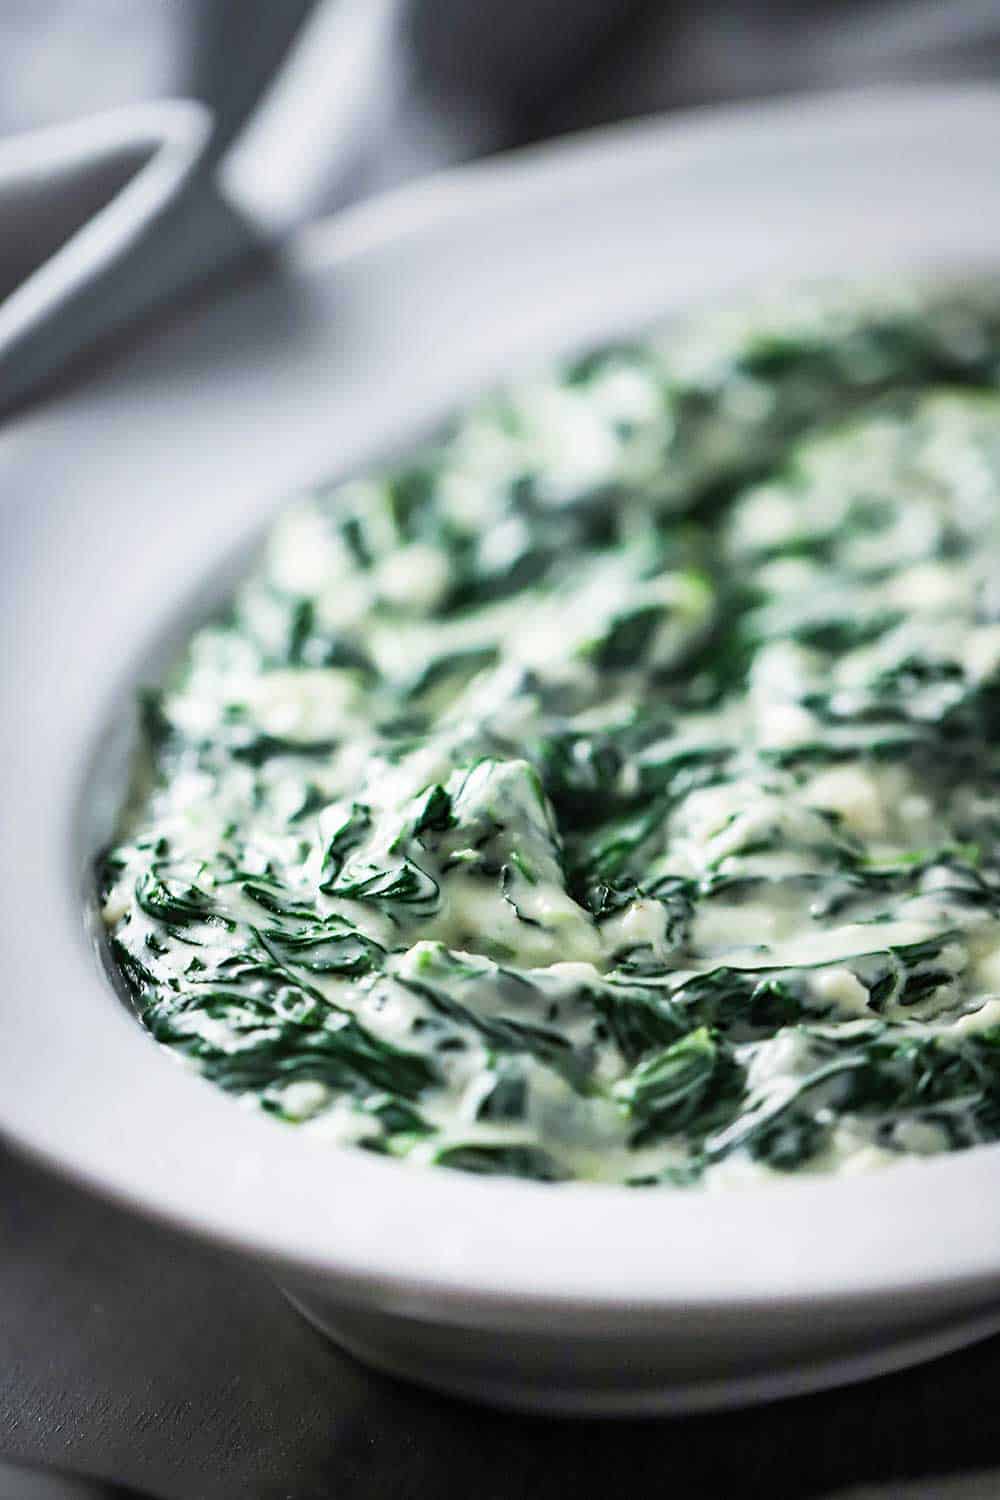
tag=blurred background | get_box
[4,0,1000,414]
[3,0,1000,215]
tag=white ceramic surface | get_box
[0,99,211,415]
[5,86,1000,1413]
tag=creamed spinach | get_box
[101,278,1000,1187]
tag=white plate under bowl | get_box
[6,86,1000,1416]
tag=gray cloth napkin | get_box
[828,1478,1000,1500]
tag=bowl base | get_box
[279,1285,1000,1416]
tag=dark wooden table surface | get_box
[4,1142,1000,1500]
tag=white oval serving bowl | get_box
[6,85,1000,1415]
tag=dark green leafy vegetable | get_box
[615,1027,745,1146]
[100,277,1000,1184]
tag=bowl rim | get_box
[6,82,1000,1321]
